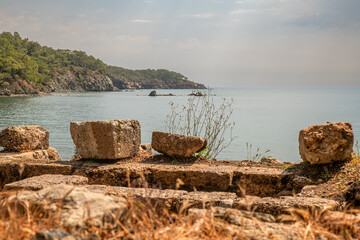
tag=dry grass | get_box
[284,207,360,240]
[0,190,248,240]
[0,189,359,240]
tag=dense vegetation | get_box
[0,32,204,94]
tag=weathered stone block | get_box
[0,126,49,151]
[299,122,353,164]
[4,174,88,191]
[70,120,141,159]
[151,131,207,157]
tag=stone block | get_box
[70,120,141,159]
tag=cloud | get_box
[113,35,151,42]
[132,19,153,23]
[187,13,216,19]
[177,38,200,49]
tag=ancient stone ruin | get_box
[0,121,359,239]
[152,131,207,157]
[299,122,354,164]
[0,125,61,161]
[70,119,141,159]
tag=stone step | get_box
[75,162,292,197]
[3,173,343,219]
[251,196,342,216]
[4,174,88,191]
[0,159,294,197]
[188,207,305,240]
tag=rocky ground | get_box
[0,151,359,239]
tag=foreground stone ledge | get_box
[188,208,305,240]
[4,174,88,191]
[233,167,291,197]
[0,160,73,187]
[0,160,295,196]
[251,196,342,216]
[85,185,240,209]
[14,185,127,228]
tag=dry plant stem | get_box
[165,89,236,159]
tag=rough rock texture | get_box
[252,196,342,216]
[70,120,141,159]
[139,143,152,153]
[299,122,353,164]
[0,147,61,161]
[0,159,72,188]
[15,185,127,228]
[233,167,292,197]
[4,174,88,191]
[151,131,207,157]
[0,126,49,152]
[189,207,276,223]
[188,208,305,240]
[84,185,239,210]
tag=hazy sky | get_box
[1,0,360,88]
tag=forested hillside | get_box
[0,32,204,95]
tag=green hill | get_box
[0,32,205,95]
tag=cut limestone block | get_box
[0,147,61,162]
[299,122,353,164]
[4,174,88,191]
[151,131,206,157]
[70,120,141,159]
[0,126,49,152]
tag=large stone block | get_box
[299,122,353,164]
[0,126,49,152]
[151,131,207,157]
[70,120,141,159]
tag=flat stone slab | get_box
[4,174,88,191]
[84,185,239,209]
[1,160,294,197]
[251,196,342,216]
[188,207,305,240]
[233,167,291,197]
[78,162,291,195]
[0,159,73,188]
[14,185,127,228]
[0,148,61,162]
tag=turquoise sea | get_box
[0,88,359,162]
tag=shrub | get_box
[165,89,236,159]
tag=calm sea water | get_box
[0,89,359,162]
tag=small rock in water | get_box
[149,90,157,96]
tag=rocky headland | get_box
[0,32,205,96]
[0,121,359,239]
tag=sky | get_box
[0,0,360,88]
